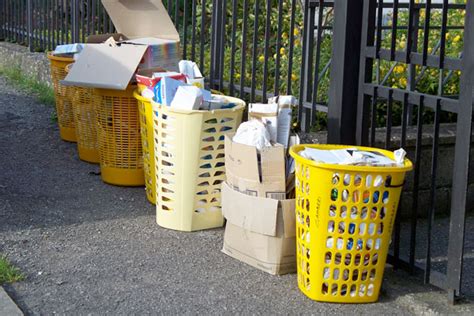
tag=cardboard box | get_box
[225,135,286,200]
[221,183,296,275]
[62,0,180,90]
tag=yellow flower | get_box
[394,65,405,74]
[294,40,300,47]
[453,35,461,43]
[258,55,265,62]
[235,73,241,79]
[293,28,300,36]
[445,32,450,40]
[399,78,407,87]
[282,32,288,40]
[280,47,286,55]
[291,73,298,81]
[399,41,406,49]
[273,53,277,59]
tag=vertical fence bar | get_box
[369,87,378,147]
[424,100,441,284]
[356,0,377,146]
[409,95,424,272]
[286,0,297,95]
[191,0,197,61]
[310,0,325,127]
[261,0,271,102]
[384,89,393,149]
[273,0,284,96]
[228,0,238,96]
[297,0,310,130]
[218,0,226,92]
[209,0,217,89]
[390,0,399,61]
[446,0,474,303]
[27,0,33,51]
[182,0,188,59]
[72,0,79,43]
[199,0,206,75]
[239,0,248,98]
[249,0,259,102]
[328,0,364,144]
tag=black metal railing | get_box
[356,0,471,304]
[0,0,334,133]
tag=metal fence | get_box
[356,0,471,304]
[0,0,334,133]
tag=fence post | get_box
[71,0,80,44]
[327,0,364,145]
[27,0,33,52]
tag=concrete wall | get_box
[0,42,51,86]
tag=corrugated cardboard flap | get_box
[225,135,260,182]
[224,135,285,183]
[222,183,279,237]
[61,43,148,89]
[102,0,180,41]
[281,199,296,238]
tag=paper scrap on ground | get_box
[300,147,407,166]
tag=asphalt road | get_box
[0,76,471,315]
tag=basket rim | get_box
[47,51,75,62]
[150,95,246,115]
[290,144,413,173]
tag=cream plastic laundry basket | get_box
[152,97,245,232]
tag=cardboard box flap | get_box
[225,135,285,183]
[260,144,286,182]
[61,43,148,89]
[225,136,260,182]
[102,0,180,41]
[87,33,126,43]
[222,183,279,237]
[281,199,296,238]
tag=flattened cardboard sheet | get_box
[61,43,148,89]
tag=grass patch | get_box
[0,255,24,284]
[0,65,55,106]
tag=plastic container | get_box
[47,52,76,142]
[134,91,156,204]
[65,64,99,163]
[289,144,412,303]
[152,96,245,232]
[94,85,145,186]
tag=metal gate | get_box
[355,0,472,303]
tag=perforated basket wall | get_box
[290,144,412,303]
[152,96,245,232]
[94,86,145,186]
[134,91,156,204]
[47,53,76,142]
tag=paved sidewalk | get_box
[0,75,473,315]
[0,287,22,316]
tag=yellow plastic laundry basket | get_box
[65,64,99,164]
[134,90,156,204]
[152,97,245,232]
[290,144,412,303]
[94,85,145,186]
[47,52,76,142]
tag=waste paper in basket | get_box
[290,144,412,303]
[152,96,245,232]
